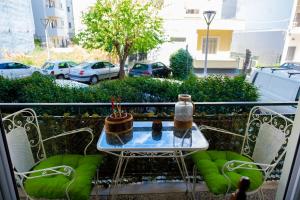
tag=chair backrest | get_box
[2,108,46,172]
[241,106,293,168]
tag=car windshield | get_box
[42,62,55,70]
[133,63,148,70]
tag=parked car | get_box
[0,60,39,79]
[129,62,172,78]
[69,61,120,84]
[248,66,300,114]
[41,60,78,79]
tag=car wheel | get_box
[90,75,98,84]
[57,74,65,79]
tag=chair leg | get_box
[192,165,197,198]
[258,188,265,200]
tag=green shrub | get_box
[169,48,193,79]
[0,73,258,104]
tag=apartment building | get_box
[232,0,294,65]
[31,0,74,48]
[149,0,244,73]
[66,0,75,38]
[282,0,300,63]
[0,0,35,55]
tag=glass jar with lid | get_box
[174,94,193,129]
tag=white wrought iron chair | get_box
[2,108,102,200]
[192,106,294,199]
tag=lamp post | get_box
[203,10,216,77]
[41,19,51,60]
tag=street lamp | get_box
[41,19,51,60]
[203,10,216,77]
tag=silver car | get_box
[0,60,39,79]
[69,61,120,84]
[41,60,78,79]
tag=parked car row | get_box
[0,59,171,84]
[0,60,39,79]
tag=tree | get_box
[76,0,164,79]
[169,48,193,79]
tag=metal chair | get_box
[2,108,101,200]
[192,106,294,199]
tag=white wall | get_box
[232,31,285,65]
[0,0,35,55]
[232,0,294,65]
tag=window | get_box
[170,37,186,42]
[61,20,64,27]
[47,0,55,8]
[157,62,166,68]
[133,64,148,70]
[68,22,72,28]
[50,20,57,28]
[186,9,199,14]
[67,62,77,67]
[58,63,68,69]
[42,63,55,70]
[67,6,70,12]
[0,63,8,69]
[92,62,105,69]
[202,38,218,54]
[152,63,160,69]
[8,63,27,69]
[104,62,114,68]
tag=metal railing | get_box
[0,102,297,183]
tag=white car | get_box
[69,61,120,84]
[41,60,78,79]
[249,67,300,114]
[0,60,39,79]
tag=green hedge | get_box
[0,74,258,103]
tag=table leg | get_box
[175,151,195,200]
[110,151,129,199]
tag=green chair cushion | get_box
[24,154,102,200]
[192,151,263,195]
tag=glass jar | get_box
[174,94,193,129]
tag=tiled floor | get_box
[18,181,277,200]
[91,181,277,200]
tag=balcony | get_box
[1,102,296,199]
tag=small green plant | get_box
[169,48,193,79]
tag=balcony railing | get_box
[1,102,296,199]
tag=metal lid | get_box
[178,94,191,101]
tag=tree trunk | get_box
[119,58,126,79]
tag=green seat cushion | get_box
[24,154,102,200]
[192,151,263,195]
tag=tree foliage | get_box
[76,0,164,78]
[169,48,194,79]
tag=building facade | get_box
[31,0,74,48]
[66,0,75,38]
[0,0,35,56]
[149,0,244,73]
[282,0,300,63]
[232,0,294,66]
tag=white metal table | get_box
[97,121,209,199]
